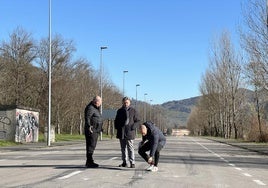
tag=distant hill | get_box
[161,89,256,127]
[161,96,200,127]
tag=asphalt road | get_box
[0,136,268,188]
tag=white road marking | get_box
[58,170,82,180]
[14,156,24,159]
[110,157,118,160]
[253,180,266,186]
[214,153,220,157]
[192,138,267,186]
[243,173,252,177]
[234,167,242,171]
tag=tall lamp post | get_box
[144,93,148,121]
[100,46,108,114]
[149,99,153,120]
[99,46,107,141]
[47,0,52,146]
[123,70,128,97]
[135,84,140,108]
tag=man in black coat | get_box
[114,97,140,168]
[138,121,166,172]
[84,96,103,168]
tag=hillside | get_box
[161,96,200,127]
[161,89,256,127]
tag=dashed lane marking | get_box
[110,157,118,160]
[243,173,252,177]
[58,170,82,180]
[192,138,267,187]
[253,180,266,186]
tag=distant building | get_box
[171,128,190,136]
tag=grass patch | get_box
[0,141,20,147]
[55,134,84,142]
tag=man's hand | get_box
[148,157,153,164]
[89,126,93,133]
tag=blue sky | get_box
[0,0,244,104]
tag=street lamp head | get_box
[136,84,140,87]
[123,70,128,73]
[101,46,108,50]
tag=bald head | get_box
[93,96,102,107]
[140,124,147,136]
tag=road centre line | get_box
[58,170,82,180]
[253,180,266,186]
[235,167,242,171]
[14,156,24,159]
[243,173,252,177]
[110,157,118,160]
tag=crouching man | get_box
[138,121,166,172]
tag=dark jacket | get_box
[114,106,140,140]
[84,101,103,134]
[142,121,166,157]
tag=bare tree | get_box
[198,31,244,139]
[240,0,268,141]
[0,27,37,106]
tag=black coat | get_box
[84,101,103,134]
[142,121,166,157]
[114,106,140,140]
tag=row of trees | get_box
[187,0,268,142]
[0,27,170,136]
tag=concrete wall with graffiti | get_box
[0,106,39,142]
[15,109,39,142]
[0,110,12,140]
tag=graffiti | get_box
[0,116,11,140]
[15,109,39,143]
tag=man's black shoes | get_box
[86,162,99,168]
[119,163,127,167]
[118,163,135,168]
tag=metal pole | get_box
[99,46,107,141]
[144,93,147,121]
[150,99,153,120]
[135,84,140,108]
[123,70,128,97]
[100,46,107,115]
[47,0,52,146]
[135,84,140,136]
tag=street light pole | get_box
[123,70,128,97]
[150,99,153,120]
[47,0,52,146]
[100,46,107,115]
[144,93,148,121]
[135,84,140,108]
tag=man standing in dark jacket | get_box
[138,121,166,172]
[84,96,103,168]
[114,97,140,168]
